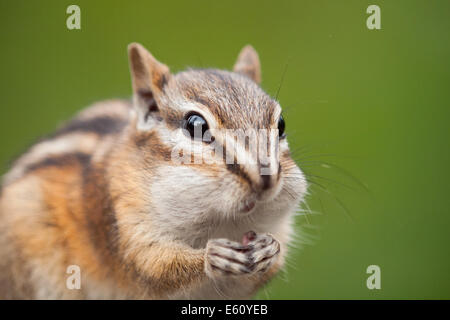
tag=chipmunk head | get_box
[127,43,306,226]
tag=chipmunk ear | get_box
[128,43,171,122]
[233,45,261,84]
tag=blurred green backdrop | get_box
[1,0,449,299]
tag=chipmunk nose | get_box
[259,163,280,191]
[261,174,272,190]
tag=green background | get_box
[1,0,449,299]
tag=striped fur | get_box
[0,44,307,299]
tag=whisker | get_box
[303,172,356,191]
[275,61,289,101]
[306,179,355,222]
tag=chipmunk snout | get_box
[228,161,280,198]
[259,162,281,193]
[261,174,271,190]
[220,127,282,199]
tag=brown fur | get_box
[0,44,305,299]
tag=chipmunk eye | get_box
[184,113,209,140]
[278,115,286,139]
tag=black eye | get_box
[278,115,286,139]
[184,113,209,140]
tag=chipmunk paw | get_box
[205,232,280,278]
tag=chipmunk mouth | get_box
[237,197,257,214]
[238,184,281,214]
[242,200,256,213]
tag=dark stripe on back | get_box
[24,152,91,175]
[81,157,120,263]
[52,116,127,138]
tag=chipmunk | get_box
[0,43,307,299]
